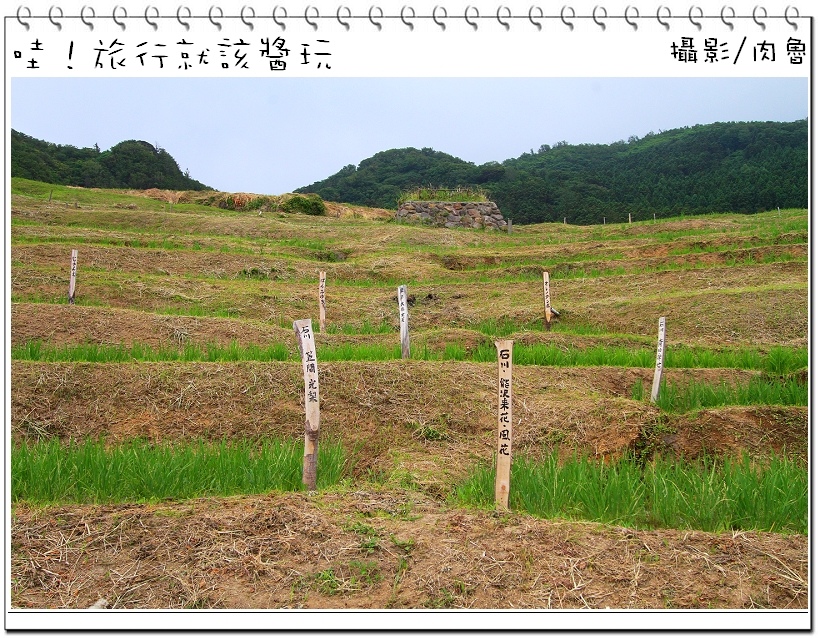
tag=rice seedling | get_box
[325,320,393,335]
[14,339,806,380]
[452,451,806,534]
[11,340,292,363]
[11,437,347,504]
[652,377,807,412]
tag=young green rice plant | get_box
[440,343,468,361]
[452,451,806,534]
[644,455,732,531]
[644,454,807,533]
[12,339,806,378]
[12,437,347,504]
[722,453,808,533]
[318,343,401,362]
[12,340,292,363]
[473,317,523,337]
[763,346,805,376]
[653,377,807,412]
[325,320,393,335]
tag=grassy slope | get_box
[9,179,809,610]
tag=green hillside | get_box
[11,130,211,191]
[296,120,808,224]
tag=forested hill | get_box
[296,120,807,224]
[11,130,211,191]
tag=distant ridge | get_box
[295,120,807,225]
[11,130,212,191]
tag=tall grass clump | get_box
[12,437,346,503]
[453,451,806,534]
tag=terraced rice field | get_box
[8,178,808,622]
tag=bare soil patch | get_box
[11,491,807,610]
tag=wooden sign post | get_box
[507,219,513,234]
[398,285,410,359]
[650,316,667,403]
[628,213,632,224]
[68,249,78,305]
[318,271,327,332]
[542,271,553,331]
[495,340,513,509]
[293,318,320,490]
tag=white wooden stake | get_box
[398,285,410,359]
[495,340,513,509]
[294,319,320,490]
[507,219,512,234]
[68,249,78,305]
[629,213,632,224]
[542,271,553,331]
[650,316,667,403]
[318,271,327,333]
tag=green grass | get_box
[12,437,347,504]
[453,451,806,534]
[12,340,291,363]
[666,345,807,375]
[324,320,393,335]
[652,377,807,412]
[12,339,806,377]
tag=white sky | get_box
[11,77,808,194]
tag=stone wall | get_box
[396,201,507,230]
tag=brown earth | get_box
[11,491,807,610]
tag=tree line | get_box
[295,120,807,224]
[11,130,211,191]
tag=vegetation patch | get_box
[12,340,807,378]
[651,377,807,412]
[280,193,326,216]
[12,437,347,503]
[397,185,490,205]
[454,451,806,534]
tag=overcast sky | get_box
[11,77,808,194]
